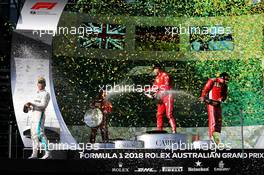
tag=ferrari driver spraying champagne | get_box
[24,77,50,159]
[145,64,176,133]
[199,72,230,144]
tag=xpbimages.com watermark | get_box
[32,25,100,37]
[164,140,232,153]
[38,142,101,152]
[165,25,232,36]
[98,83,166,94]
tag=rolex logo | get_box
[118,162,123,168]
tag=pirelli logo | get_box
[31,2,57,10]
[162,166,183,172]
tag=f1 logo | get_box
[31,2,57,10]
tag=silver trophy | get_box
[84,108,103,128]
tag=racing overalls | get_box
[149,71,176,132]
[90,99,112,143]
[30,89,50,157]
[200,78,228,140]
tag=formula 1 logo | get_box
[31,2,57,10]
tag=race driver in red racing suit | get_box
[146,64,176,133]
[199,72,229,144]
[89,89,112,143]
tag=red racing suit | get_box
[90,99,112,143]
[148,71,176,132]
[200,78,228,139]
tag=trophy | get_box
[84,108,103,128]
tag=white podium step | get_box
[192,140,211,149]
[114,140,144,149]
[137,133,187,149]
[95,143,115,149]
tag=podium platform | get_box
[137,132,187,149]
[192,140,211,149]
[22,131,189,159]
[114,140,144,149]
[96,143,115,149]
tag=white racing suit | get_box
[30,89,50,157]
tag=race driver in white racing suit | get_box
[25,77,51,159]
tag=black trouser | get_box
[89,114,108,143]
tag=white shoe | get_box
[28,155,38,159]
[40,152,51,159]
